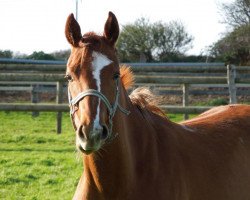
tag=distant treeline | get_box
[0,50,70,61]
[0,49,221,63]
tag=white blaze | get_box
[91,51,112,130]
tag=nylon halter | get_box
[68,78,130,139]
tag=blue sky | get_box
[0,0,233,55]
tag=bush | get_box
[208,98,228,106]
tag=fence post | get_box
[56,81,63,134]
[182,83,189,120]
[31,84,39,117]
[227,64,237,104]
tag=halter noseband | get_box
[68,78,130,140]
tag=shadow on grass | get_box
[0,174,39,185]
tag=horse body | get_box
[179,105,250,199]
[74,90,250,199]
[65,12,250,200]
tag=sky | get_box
[0,0,233,56]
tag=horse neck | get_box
[81,86,138,196]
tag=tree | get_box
[27,51,55,60]
[116,18,193,62]
[210,0,250,65]
[117,18,154,62]
[210,24,250,65]
[153,21,193,61]
[219,0,250,28]
[0,50,13,58]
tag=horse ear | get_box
[103,12,119,47]
[65,13,82,47]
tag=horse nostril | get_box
[101,125,109,140]
[78,125,87,140]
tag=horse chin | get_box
[77,144,100,155]
[76,134,102,155]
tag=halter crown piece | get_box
[68,78,130,141]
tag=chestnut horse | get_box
[65,12,250,200]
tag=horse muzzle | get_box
[76,124,109,154]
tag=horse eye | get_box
[113,72,120,80]
[65,74,73,82]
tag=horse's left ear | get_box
[103,12,119,47]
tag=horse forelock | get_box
[67,32,109,72]
[82,32,102,45]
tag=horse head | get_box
[65,12,128,155]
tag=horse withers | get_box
[65,11,250,200]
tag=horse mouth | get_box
[78,145,97,155]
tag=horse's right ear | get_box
[65,13,82,47]
[103,12,119,47]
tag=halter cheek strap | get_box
[68,78,130,139]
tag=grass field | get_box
[0,111,189,200]
[0,112,82,200]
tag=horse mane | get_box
[120,65,135,90]
[120,65,166,117]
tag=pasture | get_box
[0,111,184,199]
[0,112,81,200]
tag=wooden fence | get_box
[0,59,250,133]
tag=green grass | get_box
[0,111,189,200]
[0,112,82,200]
